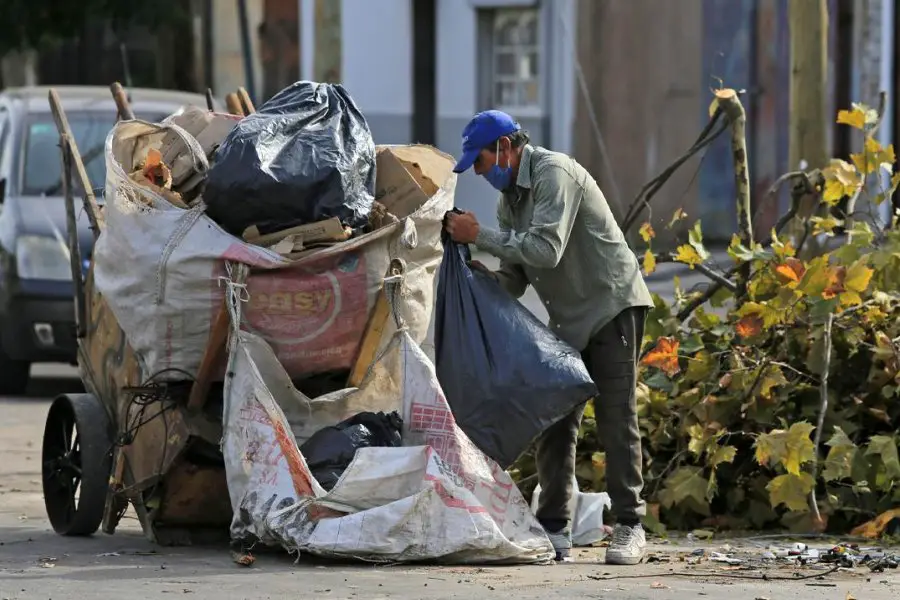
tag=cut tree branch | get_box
[715,89,752,298]
[809,312,833,529]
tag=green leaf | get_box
[866,435,900,480]
[658,466,709,512]
[755,422,816,475]
[684,350,715,383]
[767,472,815,512]
[822,426,858,482]
[688,221,711,261]
[709,445,737,469]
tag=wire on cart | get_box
[109,368,197,520]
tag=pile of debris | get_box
[123,82,427,261]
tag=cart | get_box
[40,83,410,545]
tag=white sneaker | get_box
[545,529,572,561]
[605,523,646,565]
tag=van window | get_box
[19,110,168,196]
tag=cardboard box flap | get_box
[375,145,455,220]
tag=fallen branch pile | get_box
[512,91,900,538]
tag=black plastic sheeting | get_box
[434,229,598,469]
[299,411,403,491]
[204,81,376,236]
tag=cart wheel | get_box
[42,393,113,536]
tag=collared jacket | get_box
[474,144,653,351]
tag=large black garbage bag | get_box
[434,231,598,469]
[299,411,403,491]
[204,81,376,236]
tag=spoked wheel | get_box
[42,394,113,536]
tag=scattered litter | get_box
[231,550,255,567]
[96,552,121,557]
[710,552,743,565]
[37,557,57,568]
[691,529,714,540]
[650,581,670,589]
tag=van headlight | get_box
[15,235,72,281]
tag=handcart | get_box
[39,82,437,546]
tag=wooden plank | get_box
[347,288,391,388]
[237,87,256,114]
[225,93,244,116]
[110,81,135,120]
[186,300,230,412]
[346,260,404,388]
[48,89,104,237]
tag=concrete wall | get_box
[211,0,265,100]
[573,0,704,247]
[341,0,575,229]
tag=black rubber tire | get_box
[0,345,29,396]
[41,393,113,536]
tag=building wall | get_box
[211,0,265,101]
[341,0,575,229]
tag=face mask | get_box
[484,140,513,191]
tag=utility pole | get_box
[789,0,829,173]
[788,0,829,246]
[314,0,341,83]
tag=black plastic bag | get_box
[434,230,598,469]
[204,81,376,236]
[299,411,403,491]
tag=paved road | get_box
[2,366,898,599]
[1,258,893,599]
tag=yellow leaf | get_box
[668,208,687,229]
[674,244,703,268]
[851,137,896,175]
[641,337,681,377]
[810,216,843,236]
[639,222,656,243]
[735,301,781,329]
[822,159,863,206]
[844,259,874,295]
[891,172,900,194]
[758,364,788,401]
[797,256,832,297]
[755,430,786,468]
[643,249,657,276]
[837,107,867,129]
[782,422,816,476]
[710,445,737,469]
[767,473,815,512]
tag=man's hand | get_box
[445,210,480,244]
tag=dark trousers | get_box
[534,306,648,532]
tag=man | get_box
[445,110,654,565]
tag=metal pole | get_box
[237,0,256,103]
[300,0,315,81]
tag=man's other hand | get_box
[445,210,480,244]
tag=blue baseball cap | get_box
[453,110,521,173]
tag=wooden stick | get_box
[346,261,404,387]
[237,87,256,114]
[225,93,245,116]
[48,89,104,237]
[110,81,135,120]
[347,289,391,388]
[205,88,216,111]
[186,301,230,412]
